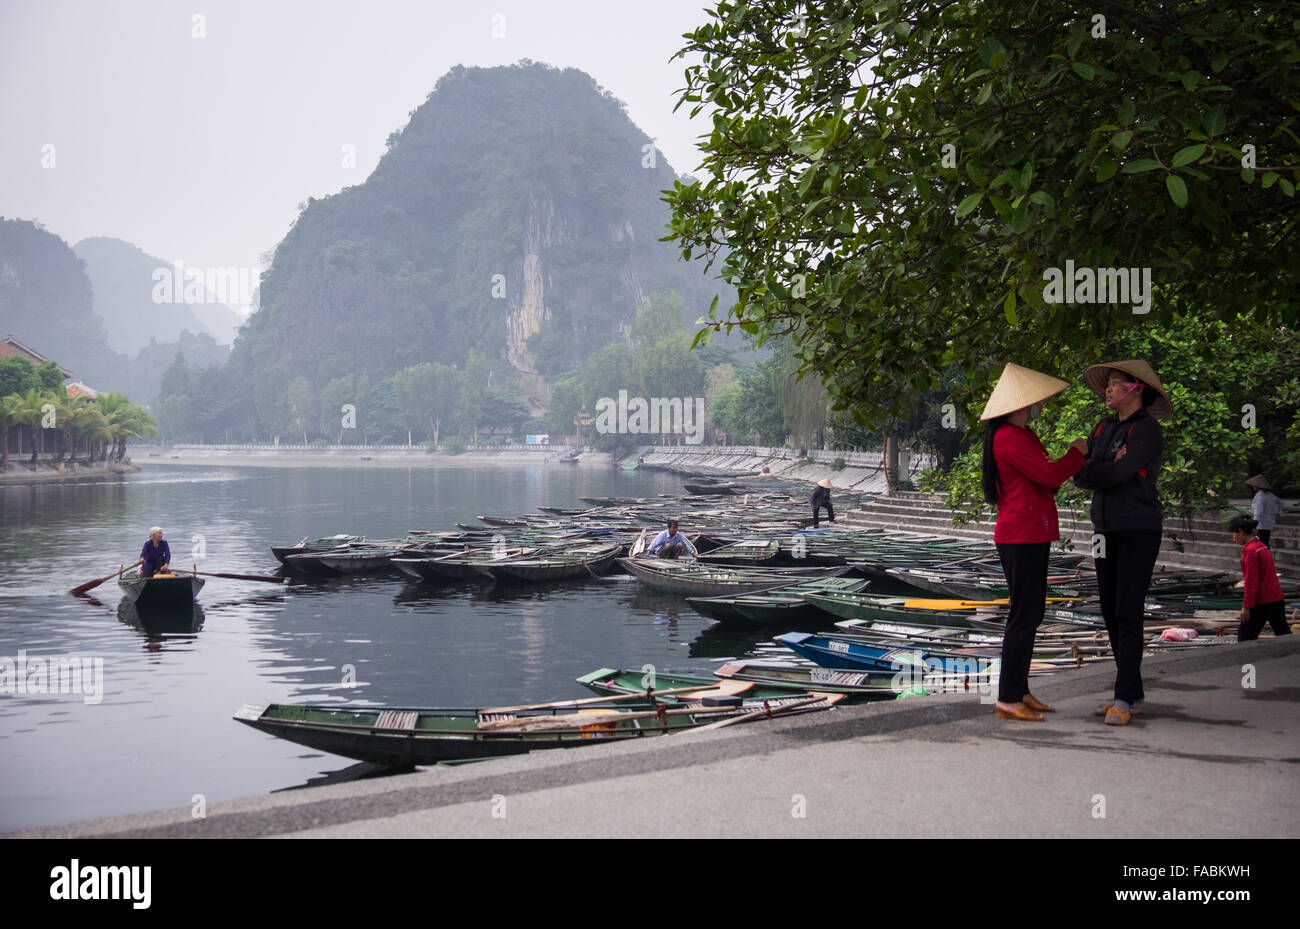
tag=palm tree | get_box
[47,394,77,463]
[0,394,25,472]
[97,394,156,462]
[13,388,51,467]
[69,402,108,465]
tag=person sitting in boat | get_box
[647,519,697,560]
[810,478,835,528]
[136,526,171,577]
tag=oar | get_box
[190,569,285,584]
[478,683,730,716]
[684,694,834,734]
[69,564,127,597]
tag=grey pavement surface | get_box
[12,634,1299,838]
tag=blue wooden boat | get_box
[774,631,936,672]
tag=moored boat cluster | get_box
[235,482,1274,768]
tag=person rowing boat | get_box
[136,526,171,577]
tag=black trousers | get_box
[1095,529,1162,704]
[1258,529,1272,548]
[996,542,1050,703]
[811,501,834,528]
[1238,600,1291,641]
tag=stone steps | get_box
[840,491,1299,578]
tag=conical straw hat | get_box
[1245,474,1272,491]
[979,363,1070,421]
[817,478,832,489]
[1083,360,1172,420]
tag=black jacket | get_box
[1072,408,1163,531]
[810,485,832,507]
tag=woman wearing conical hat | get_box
[980,364,1088,722]
[1072,360,1172,727]
[1245,475,1281,549]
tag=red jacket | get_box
[992,424,1085,544]
[1241,538,1283,608]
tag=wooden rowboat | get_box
[270,535,363,565]
[618,557,850,597]
[234,692,841,768]
[686,576,871,625]
[485,543,623,583]
[117,566,204,609]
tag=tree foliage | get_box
[667,0,1299,427]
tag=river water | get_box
[0,463,776,831]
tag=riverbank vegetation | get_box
[665,0,1299,513]
[0,356,155,471]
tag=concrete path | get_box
[13,634,1298,839]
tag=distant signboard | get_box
[525,434,549,445]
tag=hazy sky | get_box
[0,0,718,314]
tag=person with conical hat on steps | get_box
[810,478,835,528]
[1073,360,1172,727]
[980,363,1088,722]
[1245,474,1282,549]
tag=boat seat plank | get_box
[374,710,419,730]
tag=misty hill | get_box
[0,218,132,391]
[74,237,244,354]
[227,62,728,406]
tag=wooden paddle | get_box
[69,564,127,597]
[189,569,284,584]
[478,683,724,716]
[684,694,834,734]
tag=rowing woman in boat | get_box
[646,519,698,560]
[136,527,171,577]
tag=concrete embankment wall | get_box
[0,460,139,483]
[133,444,614,465]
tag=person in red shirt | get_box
[980,363,1088,721]
[1229,515,1290,641]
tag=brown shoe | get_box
[1094,702,1143,717]
[1022,694,1054,713]
[1104,706,1131,726]
[996,705,1045,722]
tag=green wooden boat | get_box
[234,692,840,768]
[575,667,831,703]
[686,576,871,625]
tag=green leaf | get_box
[1261,172,1278,189]
[1110,131,1132,151]
[1171,144,1205,167]
[1211,53,1228,73]
[1204,107,1226,136]
[1117,98,1135,125]
[1003,290,1017,325]
[975,81,992,105]
[1071,62,1095,80]
[1279,178,1295,197]
[1166,174,1188,208]
[1122,159,1162,173]
[955,193,982,217]
[1095,157,1118,182]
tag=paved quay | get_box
[14,634,1299,839]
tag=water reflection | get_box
[116,598,206,640]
